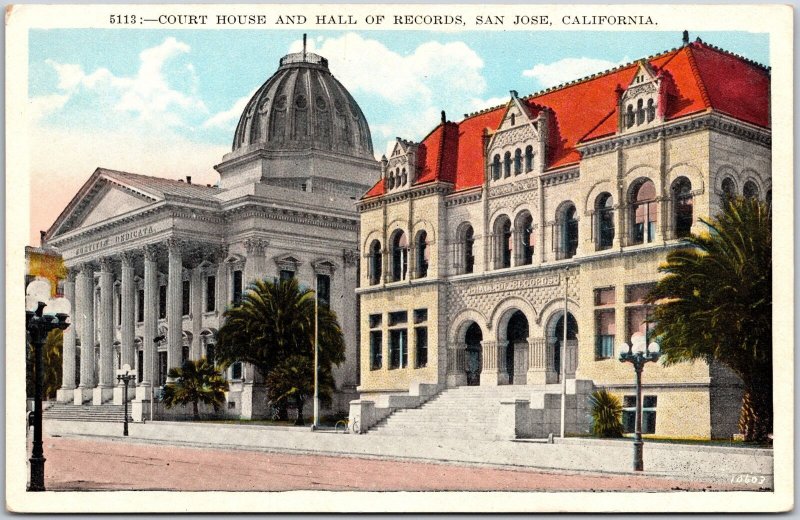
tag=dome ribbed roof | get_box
[232,51,374,159]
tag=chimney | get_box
[40,230,46,246]
[186,176,192,184]
[441,110,446,124]
[682,30,689,46]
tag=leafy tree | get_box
[265,355,336,426]
[215,278,346,418]
[647,197,771,442]
[163,358,229,420]
[589,389,623,438]
[26,329,63,400]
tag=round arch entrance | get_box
[464,322,482,386]
[505,310,529,385]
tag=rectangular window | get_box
[415,327,428,368]
[137,289,145,323]
[625,283,655,304]
[206,276,216,312]
[625,283,656,341]
[370,331,383,370]
[158,285,167,319]
[595,310,615,359]
[182,279,190,316]
[622,395,657,434]
[413,308,428,324]
[231,361,242,380]
[206,343,216,365]
[232,270,243,305]
[594,287,616,306]
[388,311,408,326]
[389,329,408,369]
[280,270,295,282]
[317,274,331,307]
[369,314,382,328]
[181,346,189,365]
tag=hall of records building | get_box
[45,47,379,420]
[351,36,771,439]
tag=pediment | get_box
[80,185,152,228]
[496,91,537,132]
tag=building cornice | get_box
[357,182,453,212]
[224,203,358,232]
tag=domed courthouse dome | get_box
[232,50,374,160]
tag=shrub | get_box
[589,389,623,438]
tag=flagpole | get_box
[312,277,320,430]
[560,266,568,438]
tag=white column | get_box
[114,252,136,404]
[167,238,183,374]
[94,258,115,404]
[190,266,202,360]
[133,245,158,419]
[215,245,229,316]
[57,269,77,402]
[74,263,95,404]
[244,238,268,286]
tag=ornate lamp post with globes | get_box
[116,364,136,436]
[618,330,660,472]
[25,279,71,491]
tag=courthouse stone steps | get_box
[368,385,561,440]
[43,403,130,422]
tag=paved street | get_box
[42,434,751,492]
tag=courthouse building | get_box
[353,36,771,439]
[46,48,379,418]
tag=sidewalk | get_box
[44,419,774,488]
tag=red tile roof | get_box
[362,41,770,200]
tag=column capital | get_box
[66,267,79,282]
[118,250,136,268]
[244,238,268,256]
[78,262,94,275]
[166,237,184,254]
[143,244,159,262]
[343,249,359,267]
[213,244,229,263]
[98,257,114,273]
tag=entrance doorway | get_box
[506,311,529,385]
[464,322,482,386]
[552,313,578,380]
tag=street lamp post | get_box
[116,364,135,436]
[25,279,71,491]
[311,280,320,431]
[618,331,660,472]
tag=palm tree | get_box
[647,197,771,442]
[163,358,229,420]
[265,355,337,426]
[215,277,346,418]
[589,389,624,438]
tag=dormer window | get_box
[514,149,522,175]
[525,146,534,172]
[626,105,635,128]
[492,155,501,180]
[503,152,511,178]
[647,99,656,122]
[636,99,645,125]
[620,61,663,133]
[510,113,516,126]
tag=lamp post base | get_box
[28,456,46,491]
[633,440,644,472]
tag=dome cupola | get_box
[231,42,374,160]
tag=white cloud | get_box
[39,37,207,128]
[203,89,255,129]
[522,57,628,88]
[28,94,70,122]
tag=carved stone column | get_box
[114,252,136,405]
[166,238,183,375]
[479,340,503,386]
[133,245,158,419]
[73,263,95,405]
[445,342,466,388]
[243,238,268,286]
[526,336,548,385]
[513,340,528,385]
[94,257,115,404]
[566,339,579,378]
[57,269,77,402]
[214,245,229,316]
[190,265,202,360]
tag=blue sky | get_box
[27,29,768,242]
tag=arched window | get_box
[494,216,512,269]
[672,177,693,238]
[492,155,501,181]
[721,177,736,206]
[369,240,382,285]
[503,152,512,178]
[766,190,772,208]
[626,105,635,128]
[391,231,409,282]
[387,172,395,190]
[561,204,579,259]
[631,179,657,244]
[636,99,645,125]
[462,225,475,274]
[401,168,407,186]
[525,145,534,172]
[415,230,428,279]
[646,98,656,122]
[596,193,614,250]
[743,180,759,200]
[510,113,516,126]
[514,149,522,175]
[515,212,534,265]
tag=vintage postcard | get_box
[6,3,793,513]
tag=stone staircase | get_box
[368,385,564,440]
[43,403,130,422]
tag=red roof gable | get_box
[362,41,769,200]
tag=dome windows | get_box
[295,95,307,109]
[315,96,327,110]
